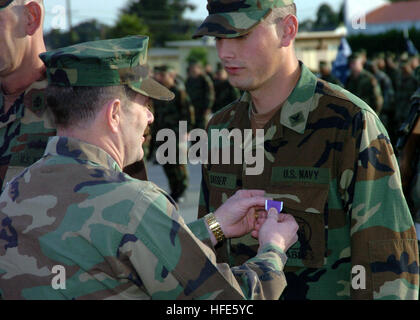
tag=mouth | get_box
[224,65,243,75]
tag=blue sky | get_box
[43,0,385,32]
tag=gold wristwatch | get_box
[205,212,225,243]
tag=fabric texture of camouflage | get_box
[39,36,174,101]
[0,136,289,300]
[346,69,383,114]
[193,0,294,39]
[213,78,240,113]
[198,62,419,299]
[0,0,13,10]
[319,73,343,87]
[0,78,56,190]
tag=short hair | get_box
[263,4,297,25]
[46,85,137,128]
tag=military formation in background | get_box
[150,65,193,202]
[397,66,420,229]
[185,61,215,130]
[322,50,420,238]
[330,51,419,147]
[321,51,420,232]
[146,61,240,203]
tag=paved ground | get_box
[146,161,201,224]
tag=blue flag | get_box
[332,37,352,86]
[406,39,419,56]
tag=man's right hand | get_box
[257,208,299,253]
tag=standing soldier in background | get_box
[153,65,193,203]
[205,64,215,83]
[185,61,215,129]
[384,52,401,94]
[213,63,240,114]
[0,0,56,189]
[365,59,395,142]
[318,60,343,87]
[398,66,420,239]
[346,53,383,115]
[395,55,418,138]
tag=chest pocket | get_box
[268,182,329,269]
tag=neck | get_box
[250,57,300,114]
[1,37,46,96]
[57,126,124,170]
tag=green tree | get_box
[313,3,339,31]
[45,20,109,49]
[186,47,208,66]
[123,0,197,46]
[106,14,149,39]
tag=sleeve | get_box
[125,185,288,300]
[342,109,419,300]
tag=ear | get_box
[24,1,42,36]
[106,99,122,134]
[278,15,298,47]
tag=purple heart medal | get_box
[265,200,283,214]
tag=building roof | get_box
[366,1,420,24]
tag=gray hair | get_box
[46,85,137,128]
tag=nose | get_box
[216,38,235,61]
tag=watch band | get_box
[205,212,225,243]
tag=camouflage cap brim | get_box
[129,78,175,101]
[0,0,13,10]
[40,36,175,102]
[193,10,270,39]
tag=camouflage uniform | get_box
[395,69,418,131]
[365,62,396,142]
[320,73,343,87]
[0,79,56,190]
[185,73,215,130]
[0,0,56,190]
[193,0,418,299]
[0,136,287,300]
[213,78,240,113]
[346,69,384,115]
[0,36,289,300]
[197,63,419,300]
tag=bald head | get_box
[0,0,46,93]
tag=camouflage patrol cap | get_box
[193,0,295,39]
[0,0,13,10]
[40,36,174,101]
